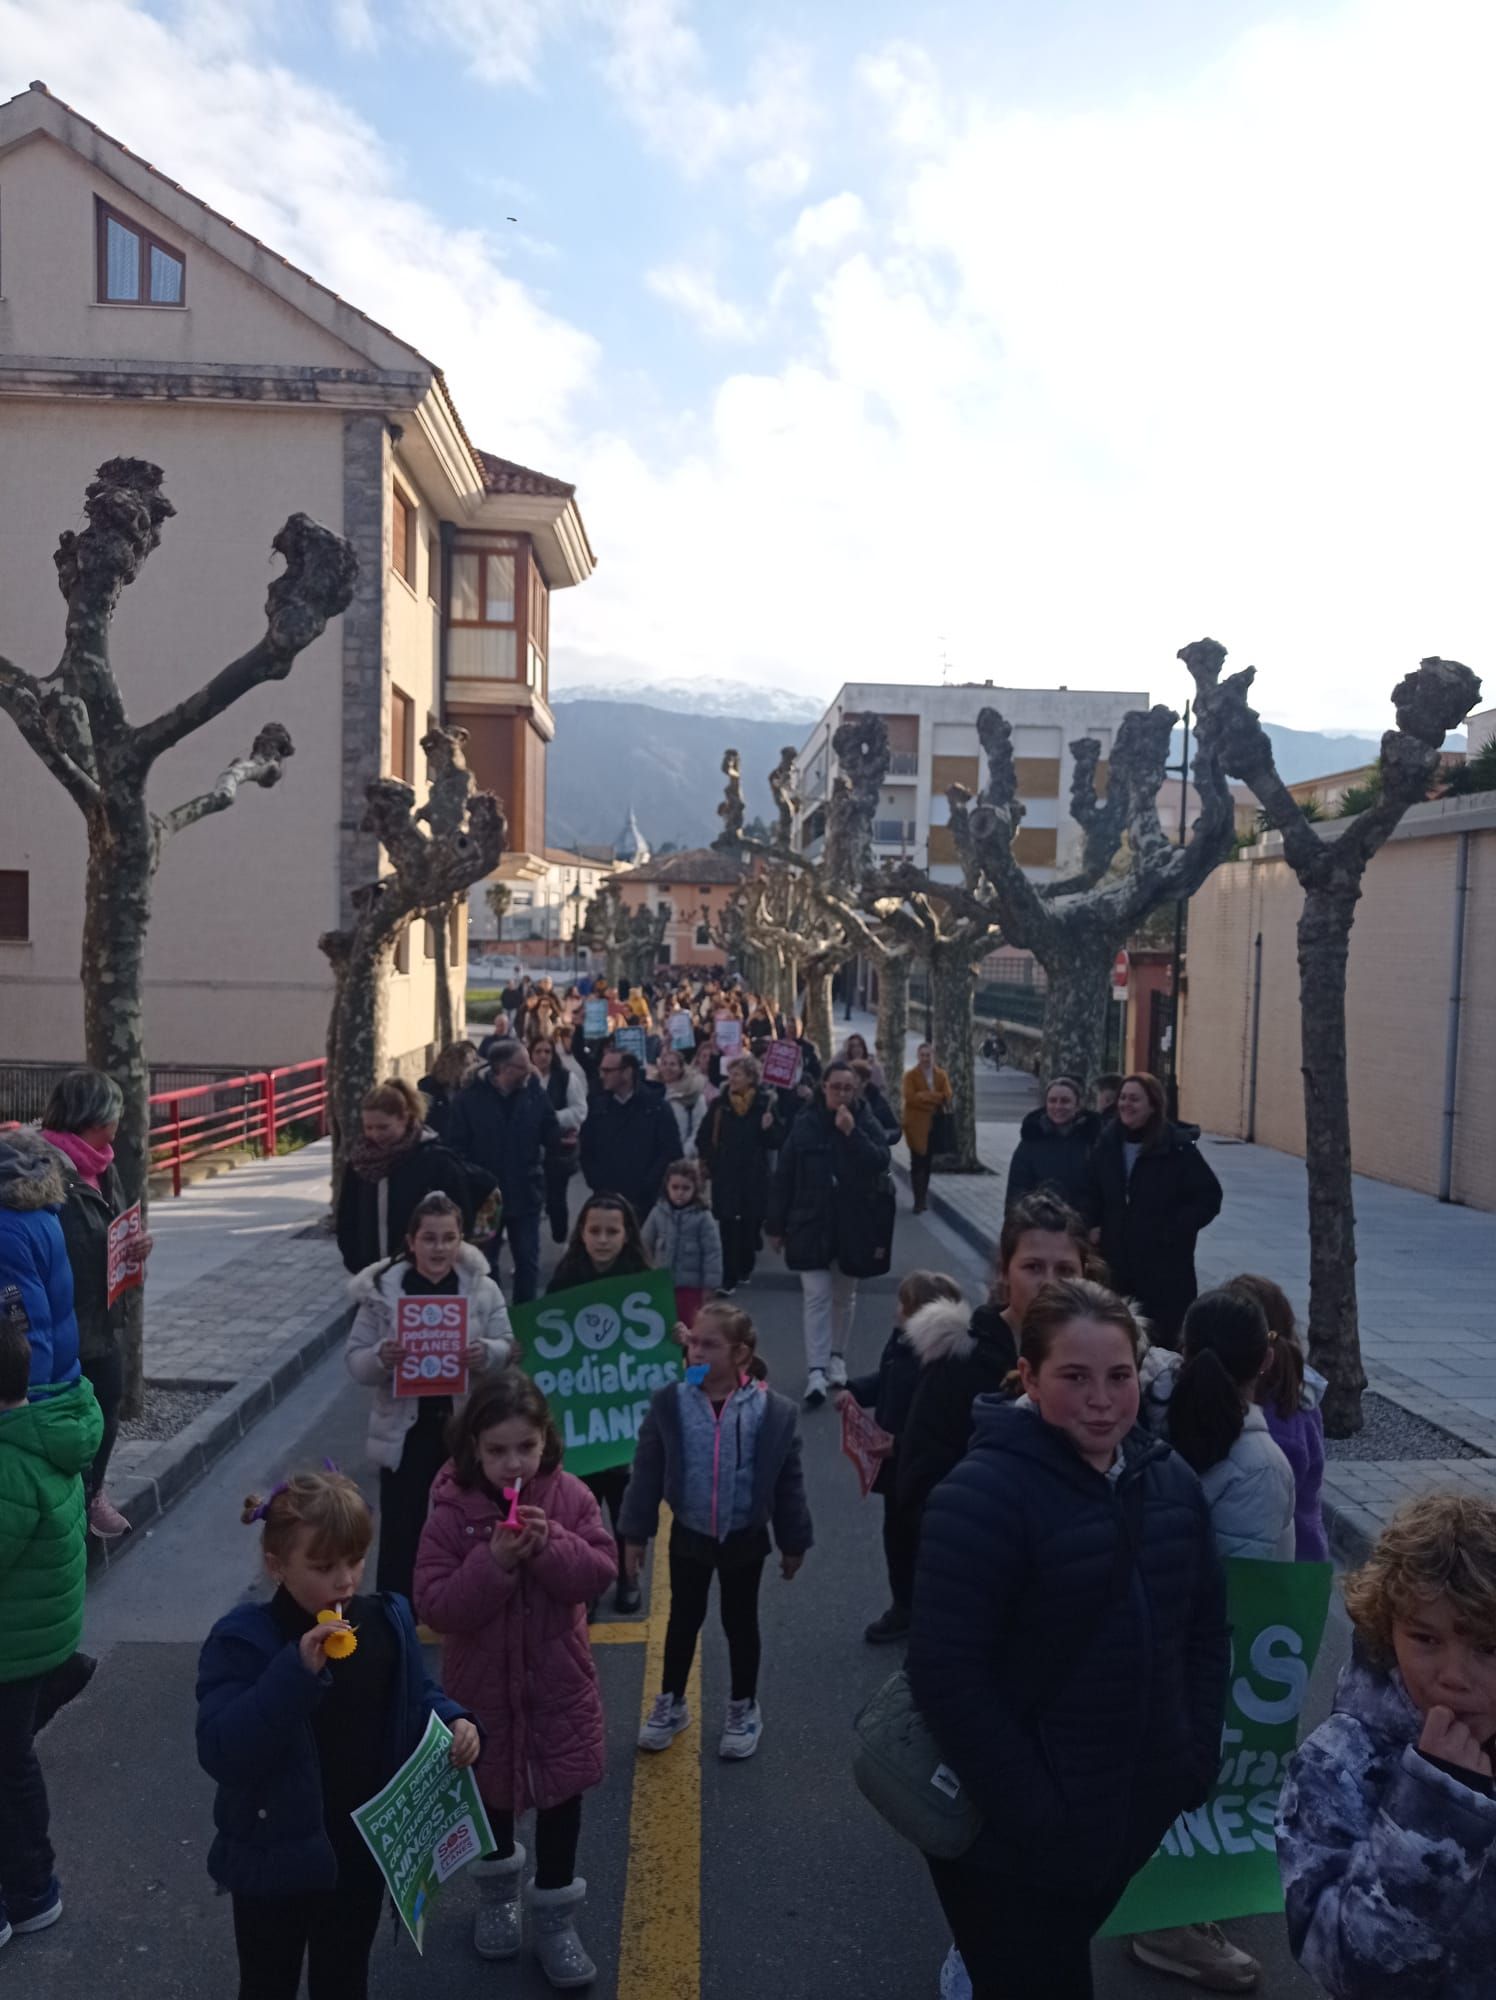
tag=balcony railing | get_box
[872,820,917,844]
[887,751,919,776]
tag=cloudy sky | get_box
[3,0,1491,729]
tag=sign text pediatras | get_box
[511,1269,680,1477]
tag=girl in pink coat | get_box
[415,1373,616,1990]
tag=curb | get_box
[91,1305,353,1574]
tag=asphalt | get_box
[20,1193,1346,2000]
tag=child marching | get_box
[641,1158,723,1331]
[619,1301,813,1761]
[196,1472,479,1998]
[344,1190,512,1605]
[415,1374,616,1990]
[1278,1492,1496,1999]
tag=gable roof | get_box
[614,849,751,887]
[478,452,576,500]
[0,81,594,582]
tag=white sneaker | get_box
[719,1698,762,1760]
[827,1352,848,1388]
[804,1368,828,1408]
[637,1692,690,1752]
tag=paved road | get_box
[23,1196,1342,1998]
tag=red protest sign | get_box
[839,1396,894,1499]
[761,1039,801,1089]
[394,1296,470,1399]
[106,1203,145,1308]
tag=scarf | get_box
[43,1127,114,1190]
[348,1123,424,1184]
[729,1086,757,1117]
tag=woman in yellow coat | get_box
[901,1043,953,1215]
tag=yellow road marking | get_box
[589,1622,649,1645]
[616,1506,702,2000]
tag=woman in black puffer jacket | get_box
[1003,1075,1101,1215]
[908,1280,1228,2000]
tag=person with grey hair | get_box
[40,1068,151,1539]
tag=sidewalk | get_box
[106,1141,348,1548]
[848,1010,1496,1558]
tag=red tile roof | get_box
[476,450,577,500]
[614,849,750,887]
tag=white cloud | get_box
[330,0,379,54]
[410,0,551,86]
[646,264,758,341]
[789,192,867,258]
[0,0,597,466]
[856,40,944,152]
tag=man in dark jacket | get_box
[765,1062,892,1407]
[579,1049,679,1226]
[446,1039,560,1304]
[1088,1090,1223,1346]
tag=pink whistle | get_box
[500,1478,523,1529]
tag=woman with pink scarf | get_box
[41,1068,151,1540]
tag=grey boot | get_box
[527,1878,596,1989]
[471,1843,525,1960]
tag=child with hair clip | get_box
[620,1301,813,1762]
[415,1374,616,1988]
[345,1189,513,1607]
[835,1268,965,1645]
[197,1471,479,1999]
[1279,1492,1496,1998]
[641,1159,723,1332]
[1229,1273,1328,1562]
[548,1193,653,1616]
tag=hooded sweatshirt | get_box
[0,1126,82,1390]
[0,1376,103,1681]
[1279,1645,1496,1998]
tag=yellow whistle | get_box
[316,1605,357,1659]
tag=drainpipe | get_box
[437,521,454,723]
[1246,931,1264,1144]
[1438,831,1472,1202]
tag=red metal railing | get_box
[149,1061,328,1197]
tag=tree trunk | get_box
[930,945,983,1172]
[327,931,394,1185]
[81,793,155,1417]
[1037,929,1116,1082]
[432,904,455,1049]
[876,955,910,1090]
[803,967,835,1061]
[1297,885,1366,1434]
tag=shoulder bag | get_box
[852,1476,1145,1857]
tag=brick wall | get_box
[1181,806,1495,1210]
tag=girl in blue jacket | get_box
[908,1279,1229,2000]
[196,1471,479,1998]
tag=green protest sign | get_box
[512,1268,681,1477]
[352,1713,494,1952]
[1101,1558,1333,1937]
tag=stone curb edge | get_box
[896,1162,1476,1574]
[89,1304,354,1575]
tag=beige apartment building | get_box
[794,681,1149,885]
[0,82,592,1079]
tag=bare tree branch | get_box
[52,457,175,743]
[132,513,358,765]
[0,656,100,810]
[155,722,294,844]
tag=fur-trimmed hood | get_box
[903,1296,1001,1368]
[0,1127,66,1213]
[348,1241,492,1310]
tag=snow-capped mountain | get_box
[549,675,824,724]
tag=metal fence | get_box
[907,975,1049,1032]
[150,1061,327,1196]
[0,1062,248,1127]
